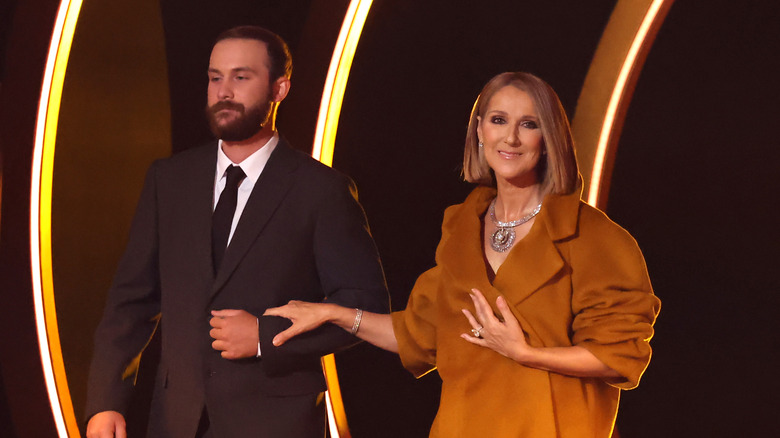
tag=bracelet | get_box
[350,308,363,335]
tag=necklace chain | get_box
[487,198,542,252]
[489,198,542,227]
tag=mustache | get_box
[209,100,245,114]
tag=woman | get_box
[265,72,660,437]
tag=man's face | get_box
[206,38,275,141]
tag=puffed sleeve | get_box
[391,265,441,378]
[570,206,661,389]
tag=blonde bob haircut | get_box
[463,72,579,195]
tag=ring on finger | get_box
[471,326,483,338]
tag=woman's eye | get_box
[522,120,539,129]
[490,116,506,124]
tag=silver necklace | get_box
[488,198,542,252]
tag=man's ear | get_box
[272,76,291,103]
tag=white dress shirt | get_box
[213,133,278,244]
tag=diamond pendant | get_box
[490,227,516,252]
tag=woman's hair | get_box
[462,72,579,195]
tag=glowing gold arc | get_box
[573,0,673,208]
[31,0,84,436]
[587,0,669,206]
[313,2,374,437]
[312,1,373,166]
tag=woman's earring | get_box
[478,141,484,148]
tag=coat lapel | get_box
[436,188,495,294]
[493,189,582,305]
[437,186,581,307]
[492,218,565,306]
[210,141,298,296]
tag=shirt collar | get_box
[216,132,279,185]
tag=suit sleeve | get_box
[84,162,162,420]
[258,174,389,374]
[570,207,661,390]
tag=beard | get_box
[206,98,274,142]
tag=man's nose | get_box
[217,81,234,100]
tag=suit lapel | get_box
[180,144,219,281]
[210,141,299,296]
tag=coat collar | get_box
[210,137,299,296]
[436,185,583,305]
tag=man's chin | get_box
[218,126,264,142]
[208,102,270,142]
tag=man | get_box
[85,26,388,437]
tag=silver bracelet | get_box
[350,308,363,335]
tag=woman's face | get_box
[477,85,544,187]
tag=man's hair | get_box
[214,25,293,82]
[462,72,579,195]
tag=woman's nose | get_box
[504,127,519,145]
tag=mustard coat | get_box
[392,186,660,437]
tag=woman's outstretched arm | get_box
[264,301,399,353]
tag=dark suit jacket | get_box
[85,138,389,437]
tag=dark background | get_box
[1,0,778,437]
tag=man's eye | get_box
[209,77,222,83]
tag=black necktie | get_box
[212,165,246,272]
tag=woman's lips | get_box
[498,150,521,158]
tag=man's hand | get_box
[86,410,126,438]
[209,309,259,359]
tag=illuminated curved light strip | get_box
[312,0,373,165]
[312,1,374,437]
[321,355,349,438]
[30,0,84,437]
[587,0,666,206]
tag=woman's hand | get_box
[266,302,400,353]
[461,288,622,379]
[460,288,533,362]
[264,300,334,346]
